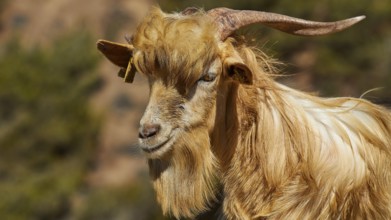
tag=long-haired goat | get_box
[97,6,391,220]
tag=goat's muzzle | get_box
[139,123,161,139]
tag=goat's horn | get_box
[182,7,199,15]
[207,8,365,40]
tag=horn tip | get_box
[354,15,366,22]
[348,15,366,26]
[96,40,106,52]
[337,15,366,32]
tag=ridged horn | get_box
[207,8,365,40]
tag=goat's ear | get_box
[97,39,133,69]
[223,58,253,85]
[97,39,137,83]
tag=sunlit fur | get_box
[130,7,391,219]
[218,45,391,219]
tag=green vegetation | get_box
[0,32,101,219]
[74,184,167,220]
[0,30,167,220]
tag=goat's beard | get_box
[148,127,220,219]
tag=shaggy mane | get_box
[218,42,391,219]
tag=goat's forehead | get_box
[132,9,221,86]
[133,9,219,52]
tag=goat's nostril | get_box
[139,123,161,139]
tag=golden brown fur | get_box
[100,7,391,220]
[148,128,219,218]
[219,45,391,219]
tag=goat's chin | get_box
[140,138,174,159]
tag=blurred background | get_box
[0,0,390,219]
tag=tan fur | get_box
[219,45,391,219]
[148,127,219,218]
[100,7,391,220]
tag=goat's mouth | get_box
[138,128,178,158]
[139,137,175,159]
[140,138,170,153]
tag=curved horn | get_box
[207,8,365,40]
[181,7,199,15]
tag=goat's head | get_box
[97,7,364,159]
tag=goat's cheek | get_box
[182,94,216,128]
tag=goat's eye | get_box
[198,72,216,83]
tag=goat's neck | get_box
[211,83,241,170]
[216,81,309,172]
[212,81,299,170]
[214,82,308,217]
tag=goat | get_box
[97,6,391,220]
